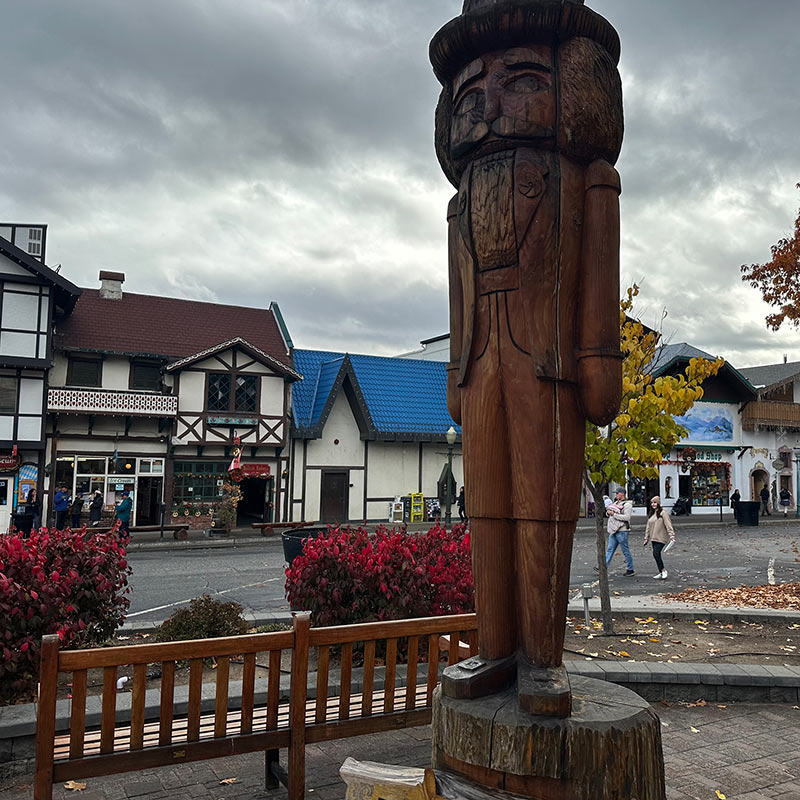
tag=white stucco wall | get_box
[367,441,420,498]
[178,372,205,412]
[305,394,363,468]
[260,375,284,416]
[101,356,130,390]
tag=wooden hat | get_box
[429,0,620,84]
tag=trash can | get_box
[281,526,329,566]
[737,501,760,527]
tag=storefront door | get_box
[238,477,268,524]
[136,477,163,525]
[320,471,348,523]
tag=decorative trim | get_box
[48,388,178,417]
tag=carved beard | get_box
[469,151,518,271]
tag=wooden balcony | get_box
[741,400,800,431]
[48,388,178,417]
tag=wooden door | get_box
[320,471,348,523]
[135,477,162,525]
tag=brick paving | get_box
[2,703,799,799]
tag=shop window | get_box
[138,457,164,474]
[691,463,730,506]
[131,360,161,391]
[234,374,258,413]
[0,376,16,413]
[54,457,75,488]
[208,374,231,412]
[67,357,102,387]
[76,457,106,475]
[113,458,136,475]
[173,461,228,506]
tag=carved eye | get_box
[454,91,482,116]
[505,74,542,93]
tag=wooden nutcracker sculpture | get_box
[431,0,624,717]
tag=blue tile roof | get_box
[292,349,460,437]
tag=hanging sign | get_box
[240,464,271,478]
[0,448,20,472]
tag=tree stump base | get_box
[432,675,666,800]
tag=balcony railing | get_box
[48,388,178,417]
[742,400,800,431]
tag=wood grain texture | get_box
[100,667,117,755]
[159,661,176,747]
[34,636,60,800]
[129,665,146,751]
[69,670,88,760]
[187,659,203,742]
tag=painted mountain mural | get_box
[675,404,734,443]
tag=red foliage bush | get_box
[285,524,473,627]
[0,527,132,702]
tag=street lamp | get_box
[445,426,457,526]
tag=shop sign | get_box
[695,451,723,462]
[0,447,20,472]
[241,464,271,478]
[208,416,258,427]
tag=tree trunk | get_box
[585,475,614,635]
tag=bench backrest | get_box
[35,612,478,800]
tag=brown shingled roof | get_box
[54,289,291,366]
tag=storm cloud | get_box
[1,1,799,367]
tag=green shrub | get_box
[155,594,249,643]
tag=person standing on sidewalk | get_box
[605,489,635,576]
[780,487,791,517]
[644,496,675,580]
[115,491,133,541]
[53,486,70,530]
[730,488,741,521]
[760,484,771,516]
[70,494,84,528]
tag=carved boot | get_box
[517,659,571,718]
[441,654,517,700]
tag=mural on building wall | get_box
[675,403,734,443]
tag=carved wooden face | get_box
[449,46,556,165]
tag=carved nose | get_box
[484,87,501,122]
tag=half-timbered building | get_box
[0,234,80,531]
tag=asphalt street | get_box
[124,518,800,627]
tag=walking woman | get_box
[644,495,675,580]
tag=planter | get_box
[172,528,189,541]
[737,501,760,527]
[281,526,329,566]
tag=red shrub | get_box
[285,524,473,627]
[0,527,132,702]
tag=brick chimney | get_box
[99,270,125,300]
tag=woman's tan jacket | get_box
[644,511,675,545]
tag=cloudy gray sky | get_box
[1,0,799,367]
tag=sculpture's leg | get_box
[515,519,573,718]
[443,297,517,699]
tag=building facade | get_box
[0,234,80,531]
[42,269,299,528]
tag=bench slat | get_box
[240,654,256,735]
[339,643,352,721]
[214,657,230,738]
[362,640,375,717]
[69,670,87,759]
[100,667,117,755]
[187,659,203,741]
[130,664,146,751]
[383,639,397,714]
[315,646,330,724]
[158,662,176,747]
[405,637,418,711]
[267,650,281,730]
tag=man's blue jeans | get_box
[606,528,634,571]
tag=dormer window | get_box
[130,360,161,391]
[67,356,102,387]
[207,372,259,413]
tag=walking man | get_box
[760,484,771,516]
[606,489,634,575]
[115,491,133,541]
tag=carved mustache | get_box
[452,118,554,159]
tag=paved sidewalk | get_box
[3,703,799,800]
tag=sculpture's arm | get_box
[446,193,463,425]
[577,159,623,426]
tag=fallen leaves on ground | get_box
[219,777,239,785]
[64,781,86,791]
[664,582,800,610]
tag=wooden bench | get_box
[35,612,478,800]
[250,521,310,536]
